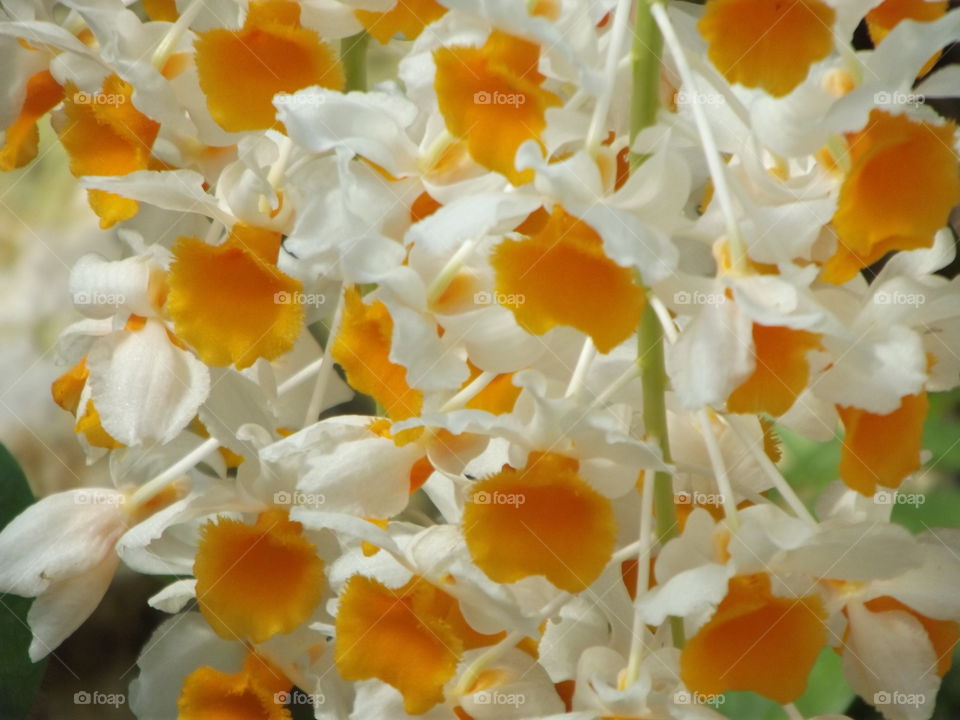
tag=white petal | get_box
[0,489,125,597]
[777,523,921,581]
[668,301,754,410]
[635,563,730,629]
[867,541,960,620]
[406,193,541,255]
[81,170,234,226]
[147,579,197,614]
[27,550,119,661]
[296,423,421,518]
[571,203,678,286]
[69,253,163,319]
[813,326,926,413]
[277,88,420,177]
[129,613,246,720]
[842,602,939,720]
[87,320,210,446]
[200,367,278,456]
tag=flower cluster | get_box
[1,0,959,719]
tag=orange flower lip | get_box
[699,0,836,97]
[681,573,828,704]
[824,109,960,284]
[194,509,325,643]
[463,451,616,592]
[165,230,304,369]
[194,0,344,133]
[492,206,645,353]
[433,30,560,184]
[332,287,424,422]
[334,574,502,714]
[59,75,160,228]
[356,0,447,44]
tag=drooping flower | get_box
[165,228,304,369]
[491,206,645,353]
[356,0,447,44]
[433,31,560,184]
[0,69,62,171]
[699,0,836,97]
[194,0,343,132]
[194,509,325,643]
[837,391,928,496]
[680,573,828,704]
[331,287,424,422]
[727,324,821,417]
[334,574,501,714]
[463,451,616,592]
[178,652,293,720]
[58,76,161,228]
[824,110,960,284]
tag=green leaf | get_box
[0,443,48,719]
[716,690,785,720]
[923,391,960,474]
[891,489,960,532]
[778,425,841,508]
[794,646,855,717]
[717,648,855,720]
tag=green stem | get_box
[341,31,370,92]
[629,0,665,169]
[630,0,683,648]
[637,301,677,544]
